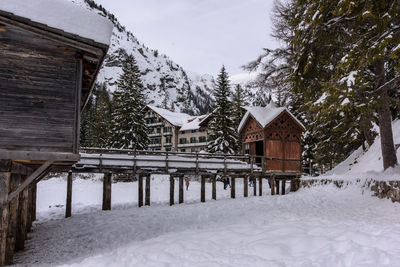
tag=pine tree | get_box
[90,83,112,147]
[109,54,149,150]
[208,66,238,154]
[231,84,248,153]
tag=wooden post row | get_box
[201,176,205,203]
[138,175,143,207]
[65,171,72,218]
[102,172,111,211]
[231,177,235,199]
[145,176,150,206]
[179,176,184,204]
[169,176,174,206]
[244,176,248,198]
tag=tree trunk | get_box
[375,59,397,169]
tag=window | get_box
[191,130,197,133]
[190,137,196,143]
[157,128,161,133]
[165,147,171,151]
[199,136,206,143]
[181,149,186,152]
[191,148,196,152]
[244,143,250,154]
[179,138,187,144]
[165,136,172,143]
[163,127,172,132]
[199,129,206,132]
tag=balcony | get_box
[148,143,161,148]
[149,133,161,137]
[147,122,163,127]
[164,142,172,146]
[177,142,208,148]
[163,132,173,136]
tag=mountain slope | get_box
[70,0,214,115]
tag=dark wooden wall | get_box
[0,24,81,154]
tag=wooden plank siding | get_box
[0,24,80,155]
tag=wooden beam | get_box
[138,175,143,207]
[65,171,72,218]
[169,176,174,206]
[102,172,111,211]
[0,150,79,162]
[270,175,276,195]
[212,176,216,200]
[15,182,28,251]
[201,176,205,203]
[8,161,53,202]
[259,177,262,196]
[31,183,37,222]
[179,176,184,204]
[276,179,280,195]
[231,177,235,199]
[282,179,286,195]
[244,176,248,198]
[6,173,20,265]
[253,176,257,196]
[145,176,150,206]
[0,172,10,267]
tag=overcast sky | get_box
[95,0,278,76]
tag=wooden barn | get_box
[0,0,112,265]
[238,104,306,173]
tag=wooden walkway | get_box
[63,148,301,217]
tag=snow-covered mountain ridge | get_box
[69,0,214,115]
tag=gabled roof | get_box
[180,115,209,131]
[238,103,306,133]
[147,106,193,127]
[0,0,113,45]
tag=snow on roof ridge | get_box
[147,105,193,127]
[0,0,114,45]
[180,114,209,131]
[238,104,305,133]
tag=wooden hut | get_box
[238,104,306,173]
[0,0,112,265]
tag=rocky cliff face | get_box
[71,0,215,115]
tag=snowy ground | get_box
[13,176,400,267]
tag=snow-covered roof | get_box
[0,0,114,45]
[147,106,193,127]
[238,103,306,133]
[180,115,209,131]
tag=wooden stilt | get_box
[231,177,236,199]
[271,176,276,195]
[6,173,21,265]
[145,176,150,206]
[31,183,36,222]
[65,171,72,218]
[259,177,262,196]
[201,176,205,203]
[26,185,32,234]
[179,176,184,204]
[0,172,11,267]
[244,176,248,197]
[212,176,216,200]
[138,175,143,207]
[15,185,28,251]
[282,179,286,195]
[169,176,174,206]
[253,176,257,196]
[276,179,280,195]
[102,172,111,210]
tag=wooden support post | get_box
[201,176,205,203]
[0,172,10,267]
[212,176,216,200]
[102,172,111,211]
[244,176,248,197]
[259,177,262,196]
[65,171,72,218]
[231,177,236,199]
[6,173,20,265]
[145,176,150,206]
[138,175,143,207]
[270,176,276,195]
[179,176,184,204]
[276,179,280,195]
[31,183,36,222]
[15,184,28,251]
[169,176,174,206]
[26,185,32,234]
[253,176,257,196]
[282,179,286,195]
